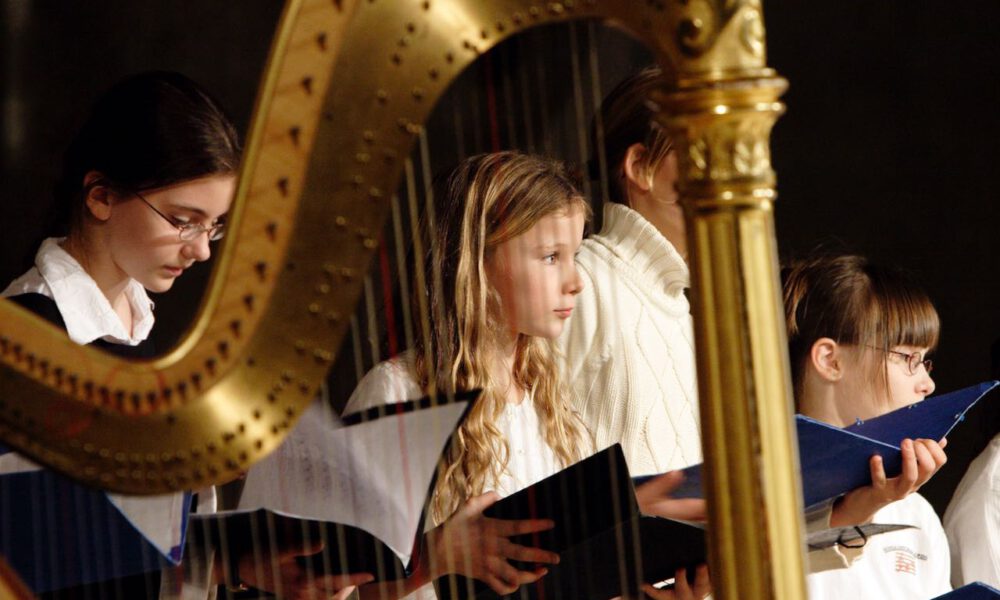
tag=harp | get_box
[0,1,806,598]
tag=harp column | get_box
[655,2,807,599]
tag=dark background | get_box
[2,1,998,515]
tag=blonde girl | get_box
[783,254,951,599]
[344,151,589,599]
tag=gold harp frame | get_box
[0,1,807,597]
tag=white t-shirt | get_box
[806,493,951,600]
[944,434,1000,588]
[343,352,569,600]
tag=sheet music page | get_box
[238,398,468,563]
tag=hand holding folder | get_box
[655,381,998,511]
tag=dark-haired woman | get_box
[782,254,950,599]
[1,71,369,600]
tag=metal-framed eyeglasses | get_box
[866,346,933,375]
[133,191,225,242]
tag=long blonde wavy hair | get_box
[414,151,591,524]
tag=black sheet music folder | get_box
[436,444,707,600]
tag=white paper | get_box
[237,398,468,565]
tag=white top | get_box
[944,434,1000,588]
[557,203,700,476]
[806,493,951,600]
[2,237,154,345]
[343,352,566,600]
[2,237,212,600]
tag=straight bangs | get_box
[867,267,941,353]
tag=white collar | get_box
[592,203,689,297]
[14,238,155,346]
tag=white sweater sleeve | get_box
[944,436,1000,588]
[343,355,423,416]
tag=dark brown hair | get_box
[782,254,940,403]
[52,71,241,235]
[589,65,673,204]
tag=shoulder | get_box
[6,293,65,328]
[343,352,422,415]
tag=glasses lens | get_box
[923,359,933,374]
[178,226,198,242]
[209,224,225,241]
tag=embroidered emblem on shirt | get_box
[894,552,917,575]
[883,544,927,576]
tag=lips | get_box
[554,308,573,318]
[163,266,185,277]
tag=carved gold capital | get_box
[651,75,787,205]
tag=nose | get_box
[916,368,935,397]
[181,232,212,262]
[564,262,584,296]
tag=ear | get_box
[809,337,843,382]
[82,170,113,222]
[622,143,652,192]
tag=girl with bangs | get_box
[782,254,951,599]
[345,151,590,600]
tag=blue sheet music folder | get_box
[642,381,998,509]
[933,582,1000,599]
[0,456,191,593]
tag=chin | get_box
[144,278,176,294]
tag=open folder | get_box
[191,391,477,582]
[653,381,999,509]
[0,453,190,593]
[436,443,704,600]
[933,582,1000,599]
[435,444,913,600]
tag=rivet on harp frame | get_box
[300,76,314,95]
[316,32,328,51]
[288,126,301,146]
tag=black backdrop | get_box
[2,1,998,515]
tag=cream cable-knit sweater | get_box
[558,203,701,477]
[558,203,859,572]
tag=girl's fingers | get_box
[673,568,693,597]
[691,564,711,598]
[484,574,518,596]
[501,539,560,564]
[894,439,918,495]
[642,584,675,600]
[464,491,502,515]
[494,517,556,536]
[869,454,887,489]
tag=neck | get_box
[798,372,852,428]
[627,195,687,261]
[61,233,134,333]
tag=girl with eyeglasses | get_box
[782,253,951,599]
[1,71,369,600]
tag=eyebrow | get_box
[167,203,227,220]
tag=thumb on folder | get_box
[636,471,708,523]
[830,436,948,528]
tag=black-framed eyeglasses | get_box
[133,191,225,242]
[866,345,933,375]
